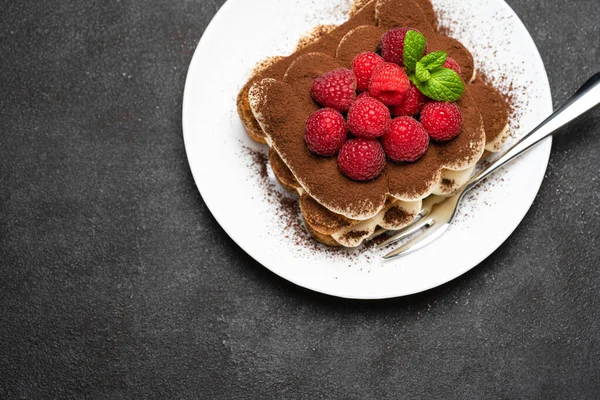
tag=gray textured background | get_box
[1,0,599,398]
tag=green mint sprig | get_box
[403,32,465,102]
[415,62,431,82]
[402,30,426,71]
[420,51,447,70]
[409,69,466,102]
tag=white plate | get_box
[182,0,552,299]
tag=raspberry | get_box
[337,138,386,181]
[381,117,429,162]
[351,52,385,92]
[304,108,348,156]
[420,101,463,142]
[381,27,412,65]
[380,27,426,66]
[444,57,461,74]
[390,83,427,117]
[347,96,391,139]
[368,62,410,105]
[311,68,356,112]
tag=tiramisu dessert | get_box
[237,0,510,247]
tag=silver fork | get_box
[379,72,600,261]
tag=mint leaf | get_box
[420,51,447,71]
[413,68,465,102]
[403,30,426,72]
[415,62,430,82]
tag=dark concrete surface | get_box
[1,0,599,398]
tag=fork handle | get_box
[466,72,600,191]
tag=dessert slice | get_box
[238,0,511,247]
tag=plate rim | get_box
[182,0,553,300]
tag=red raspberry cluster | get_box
[305,28,463,182]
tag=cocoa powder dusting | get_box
[251,150,268,179]
[478,71,520,134]
[296,25,337,52]
[440,178,455,190]
[335,25,386,67]
[383,207,412,226]
[341,230,370,241]
[349,0,373,17]
[468,79,509,143]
